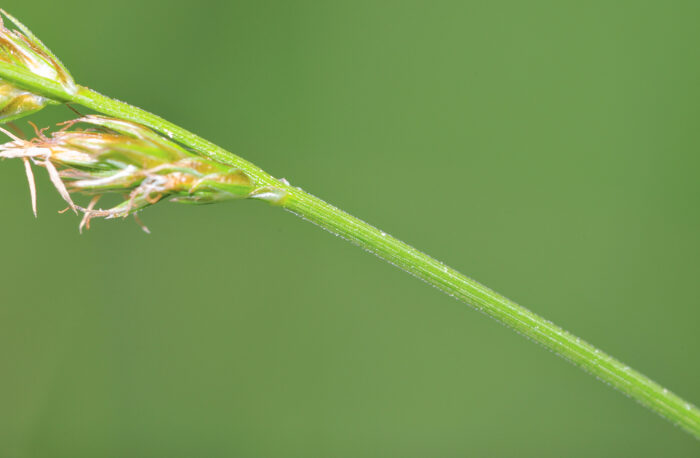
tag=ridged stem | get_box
[1,65,698,438]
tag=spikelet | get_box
[0,9,75,122]
[0,116,286,231]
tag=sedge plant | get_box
[0,10,698,439]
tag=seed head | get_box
[0,10,76,122]
[0,116,285,232]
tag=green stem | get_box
[3,66,699,438]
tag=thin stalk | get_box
[2,65,699,438]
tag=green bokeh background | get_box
[1,1,699,456]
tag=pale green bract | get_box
[0,9,75,122]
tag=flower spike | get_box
[0,116,286,230]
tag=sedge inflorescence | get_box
[0,116,285,232]
[0,10,286,232]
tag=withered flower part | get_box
[0,9,76,122]
[0,115,286,232]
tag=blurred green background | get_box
[1,0,699,456]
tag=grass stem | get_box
[1,66,698,438]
